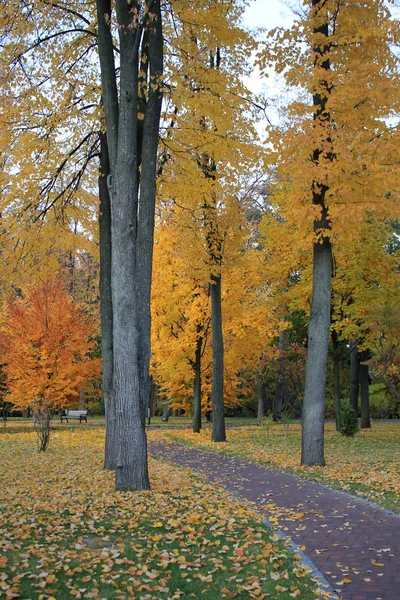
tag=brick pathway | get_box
[149,441,400,600]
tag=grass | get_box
[0,424,328,600]
[149,421,400,514]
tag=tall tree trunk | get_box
[331,330,341,430]
[96,0,163,491]
[360,349,371,429]
[192,335,202,433]
[301,0,332,467]
[210,274,226,442]
[257,380,266,425]
[350,347,360,416]
[99,131,117,470]
[274,329,286,421]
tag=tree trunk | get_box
[331,330,341,430]
[96,0,163,490]
[210,274,226,442]
[350,346,360,416]
[99,131,117,470]
[301,240,332,465]
[33,407,52,452]
[274,329,286,421]
[360,349,371,429]
[257,380,266,425]
[147,375,155,425]
[192,336,202,433]
[162,402,170,422]
[301,0,332,467]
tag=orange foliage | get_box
[1,277,100,412]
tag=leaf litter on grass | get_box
[0,426,331,600]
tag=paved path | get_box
[149,441,400,600]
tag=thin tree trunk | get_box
[350,347,360,416]
[301,0,333,467]
[331,330,341,430]
[360,349,371,429]
[257,380,266,425]
[210,274,226,442]
[147,375,155,425]
[274,329,286,421]
[99,131,117,470]
[192,336,202,433]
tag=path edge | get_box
[263,517,340,600]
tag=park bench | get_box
[60,410,88,424]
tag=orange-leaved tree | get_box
[1,277,100,451]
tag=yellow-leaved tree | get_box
[259,0,400,464]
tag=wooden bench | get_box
[60,410,88,424]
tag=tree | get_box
[368,303,400,414]
[259,0,400,465]
[1,277,100,450]
[96,0,163,490]
[155,1,260,441]
[151,219,268,429]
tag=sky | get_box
[241,0,296,126]
[243,0,295,30]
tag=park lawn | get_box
[149,421,400,514]
[0,426,327,600]
[2,416,257,428]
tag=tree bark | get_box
[331,330,341,430]
[274,329,286,421]
[360,349,371,429]
[96,0,163,490]
[350,346,360,416]
[301,240,332,465]
[99,131,117,470]
[135,2,163,421]
[210,274,226,442]
[162,402,170,422]
[192,335,202,433]
[257,380,266,424]
[147,375,155,425]
[301,0,333,467]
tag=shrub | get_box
[338,403,359,437]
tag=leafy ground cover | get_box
[149,421,400,514]
[3,416,256,428]
[0,425,328,600]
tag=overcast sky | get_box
[241,0,296,119]
[243,0,295,30]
